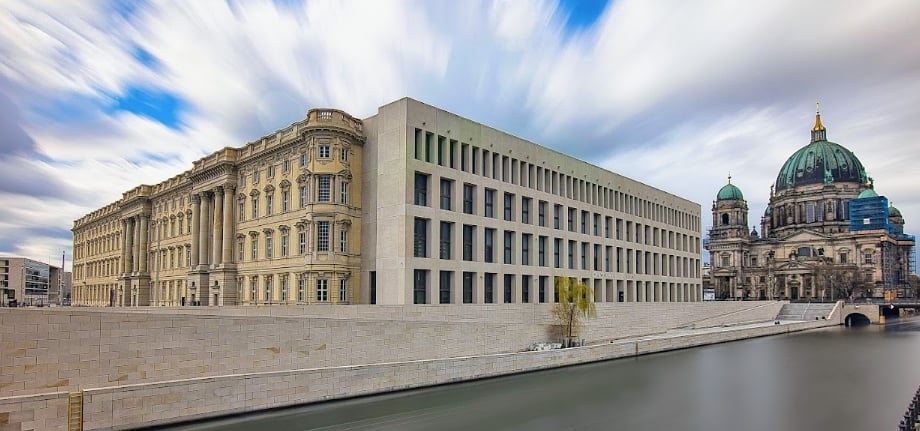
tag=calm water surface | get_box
[158,316,920,431]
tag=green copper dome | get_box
[889,206,902,217]
[717,183,744,201]
[775,112,868,191]
[857,189,878,199]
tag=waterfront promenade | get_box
[0,301,839,430]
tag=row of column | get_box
[190,186,236,270]
[120,214,149,275]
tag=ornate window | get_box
[318,176,331,202]
[319,145,330,159]
[316,279,328,302]
[339,278,348,303]
[317,221,330,252]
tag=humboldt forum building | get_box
[72,98,702,307]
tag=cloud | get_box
[1,0,919,269]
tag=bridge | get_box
[839,300,920,326]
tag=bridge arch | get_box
[844,313,871,327]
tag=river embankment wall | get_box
[1,301,824,430]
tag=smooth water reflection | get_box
[159,316,920,431]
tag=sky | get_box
[1,0,919,270]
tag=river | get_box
[155,315,920,431]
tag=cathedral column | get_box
[212,187,223,266]
[222,186,235,264]
[199,192,211,267]
[190,195,201,268]
[138,214,149,273]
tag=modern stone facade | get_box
[72,98,702,306]
[705,109,916,300]
[0,257,65,307]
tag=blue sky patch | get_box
[106,85,187,130]
[558,0,610,33]
[132,45,160,71]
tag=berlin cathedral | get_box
[705,108,916,301]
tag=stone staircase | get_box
[776,303,837,321]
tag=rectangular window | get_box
[299,186,307,208]
[251,237,258,260]
[439,221,452,259]
[521,197,531,224]
[484,273,495,304]
[316,279,328,302]
[440,178,453,210]
[339,279,348,303]
[463,183,475,214]
[283,159,290,174]
[581,211,587,234]
[484,189,495,218]
[281,277,288,301]
[340,182,349,204]
[568,240,576,269]
[238,239,245,261]
[581,242,588,269]
[484,228,495,263]
[264,276,272,301]
[317,221,330,252]
[568,207,576,232]
[522,275,531,303]
[414,218,429,258]
[538,236,546,266]
[250,278,256,301]
[554,204,561,229]
[281,233,289,257]
[318,176,331,202]
[503,274,513,303]
[504,230,514,264]
[463,225,474,261]
[253,170,260,184]
[266,194,273,216]
[340,148,348,162]
[554,238,561,268]
[267,165,275,178]
[319,145,330,159]
[462,272,473,304]
[239,201,245,222]
[265,234,273,258]
[439,271,452,304]
[413,269,428,304]
[251,196,259,218]
[300,153,307,167]
[340,231,348,253]
[282,190,290,212]
[414,172,429,206]
[522,234,531,265]
[299,231,307,255]
[538,201,546,227]
[503,193,514,221]
[298,278,305,301]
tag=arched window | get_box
[721,213,730,225]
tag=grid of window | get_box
[415,173,429,206]
[299,231,307,254]
[339,279,348,302]
[319,145,330,159]
[340,182,349,204]
[299,186,307,208]
[316,279,328,301]
[439,222,452,259]
[339,231,348,253]
[463,183,474,214]
[317,221,330,252]
[414,218,429,258]
[440,179,453,210]
[484,189,495,218]
[318,176,331,202]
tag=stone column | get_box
[125,217,135,274]
[212,187,224,266]
[190,195,201,268]
[121,219,129,274]
[199,192,211,267]
[138,214,149,273]
[222,186,235,264]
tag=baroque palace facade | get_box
[706,109,916,300]
[72,98,702,306]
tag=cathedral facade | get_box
[705,109,916,301]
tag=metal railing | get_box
[898,385,920,430]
